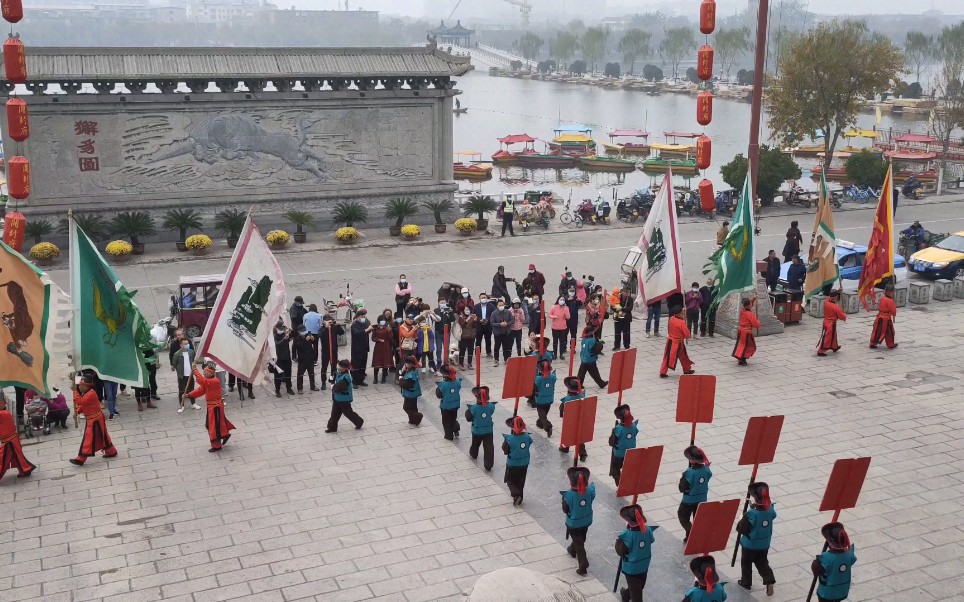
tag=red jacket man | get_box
[0,396,35,479]
[660,306,695,377]
[733,299,762,365]
[70,375,118,465]
[185,362,235,452]
[870,286,898,350]
[817,291,847,356]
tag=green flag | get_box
[704,173,757,312]
[69,218,151,388]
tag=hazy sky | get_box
[321,0,960,17]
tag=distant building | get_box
[429,20,474,47]
[186,0,274,23]
[265,8,379,32]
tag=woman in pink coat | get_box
[548,296,571,360]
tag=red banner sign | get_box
[501,354,538,399]
[607,348,637,395]
[738,415,785,466]
[683,498,741,556]
[615,445,664,498]
[560,395,597,448]
[819,457,872,513]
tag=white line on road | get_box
[126,216,964,291]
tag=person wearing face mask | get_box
[326,359,364,432]
[471,294,495,357]
[292,326,319,393]
[508,298,526,356]
[522,264,546,298]
[558,270,576,300]
[394,274,412,318]
[527,295,542,335]
[397,355,424,426]
[491,266,515,304]
[548,296,571,360]
[490,299,515,366]
[456,287,475,315]
[319,315,345,387]
[371,312,396,384]
[416,316,438,374]
[565,292,582,346]
[172,338,198,413]
[350,309,373,387]
[433,298,455,368]
[684,283,702,339]
[457,307,477,369]
[272,320,294,398]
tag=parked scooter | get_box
[784,183,814,208]
[902,176,923,200]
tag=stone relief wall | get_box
[7,98,444,212]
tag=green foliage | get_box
[845,151,888,188]
[720,145,802,204]
[463,195,498,220]
[422,199,453,224]
[110,211,157,245]
[517,32,543,61]
[715,27,750,77]
[642,64,663,81]
[685,67,700,84]
[213,208,247,239]
[767,19,904,172]
[570,60,587,75]
[509,59,523,71]
[551,32,580,64]
[658,27,696,79]
[581,26,610,72]
[384,198,418,228]
[736,69,754,86]
[923,23,964,168]
[24,218,53,244]
[162,208,203,241]
[904,31,934,84]
[617,28,651,74]
[332,201,369,228]
[283,209,315,234]
[57,213,110,242]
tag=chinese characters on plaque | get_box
[74,120,99,172]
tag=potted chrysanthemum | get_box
[105,240,133,263]
[185,234,213,255]
[400,224,421,240]
[28,242,60,266]
[266,229,290,247]
[454,217,477,236]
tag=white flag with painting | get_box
[198,215,287,384]
[637,172,684,306]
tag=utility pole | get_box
[747,0,770,201]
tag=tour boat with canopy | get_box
[601,129,651,156]
[650,131,699,158]
[491,134,537,164]
[453,151,493,179]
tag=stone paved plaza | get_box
[3,197,964,601]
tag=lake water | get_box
[452,69,929,198]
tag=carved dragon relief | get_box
[88,108,434,192]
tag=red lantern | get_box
[697,44,714,81]
[695,135,712,170]
[3,34,26,84]
[696,91,713,126]
[2,0,23,23]
[5,97,28,141]
[2,210,25,252]
[7,155,30,199]
[700,0,716,35]
[699,179,715,214]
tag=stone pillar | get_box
[714,277,785,339]
[439,92,455,182]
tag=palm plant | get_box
[58,213,110,242]
[283,209,315,242]
[332,201,369,228]
[384,198,419,234]
[110,211,157,246]
[463,195,498,220]
[214,208,247,241]
[24,218,53,244]
[162,208,204,242]
[423,199,454,225]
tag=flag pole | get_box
[67,209,81,428]
[731,463,759,567]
